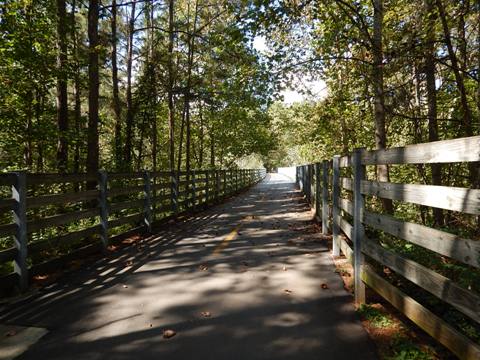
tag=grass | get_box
[357,304,394,328]
[333,255,443,360]
[386,335,435,360]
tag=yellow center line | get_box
[212,215,255,255]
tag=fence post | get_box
[312,165,315,206]
[12,171,28,292]
[191,170,196,211]
[205,171,210,204]
[143,170,152,233]
[353,148,366,305]
[235,170,239,193]
[298,166,301,189]
[299,166,302,190]
[305,165,310,201]
[306,165,310,204]
[223,170,227,198]
[332,156,340,257]
[98,170,109,250]
[315,163,321,219]
[309,165,313,203]
[215,170,220,201]
[322,160,329,235]
[171,170,178,214]
[302,165,306,192]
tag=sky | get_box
[252,36,328,104]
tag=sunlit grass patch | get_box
[357,303,394,328]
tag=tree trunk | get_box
[436,0,473,137]
[437,0,478,217]
[86,0,99,176]
[210,123,215,168]
[184,0,199,177]
[24,89,33,169]
[147,0,157,172]
[167,0,175,173]
[111,0,122,170]
[56,0,68,172]
[177,107,185,172]
[124,1,136,168]
[137,110,147,171]
[199,100,204,167]
[424,0,443,226]
[457,0,468,72]
[35,91,44,172]
[72,0,81,176]
[372,0,393,213]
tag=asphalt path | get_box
[0,173,376,360]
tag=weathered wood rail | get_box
[296,135,480,359]
[0,168,265,293]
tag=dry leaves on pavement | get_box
[163,329,177,339]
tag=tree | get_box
[124,1,136,168]
[56,0,69,172]
[111,0,123,170]
[86,0,99,175]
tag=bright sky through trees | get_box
[252,35,328,104]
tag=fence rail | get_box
[0,168,265,293]
[296,135,480,360]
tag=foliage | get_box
[386,335,435,360]
[0,0,275,174]
[357,304,394,328]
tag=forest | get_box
[0,0,479,176]
[0,0,275,174]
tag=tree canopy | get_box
[0,0,478,176]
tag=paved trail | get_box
[0,174,376,360]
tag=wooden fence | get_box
[0,168,265,293]
[296,135,480,359]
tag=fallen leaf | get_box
[5,330,17,337]
[163,329,176,339]
[199,264,208,271]
[321,283,329,289]
[200,311,211,318]
[33,275,48,281]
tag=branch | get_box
[334,0,373,47]
[272,55,371,75]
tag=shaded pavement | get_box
[0,173,376,360]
